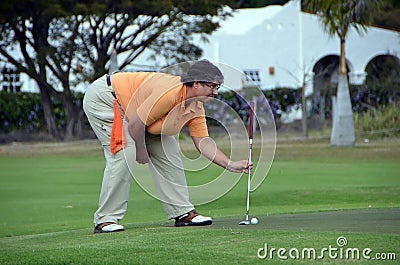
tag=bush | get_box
[354,104,400,138]
[351,84,400,113]
[212,87,301,124]
[0,91,45,133]
[0,91,86,134]
[1,88,398,139]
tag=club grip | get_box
[249,102,254,139]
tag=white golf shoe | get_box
[94,223,125,234]
[174,210,213,227]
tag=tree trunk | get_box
[62,95,84,141]
[38,86,61,140]
[301,82,308,139]
[319,96,325,124]
[339,38,347,75]
[330,74,355,146]
[331,38,355,146]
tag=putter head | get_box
[239,220,250,225]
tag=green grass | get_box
[0,138,399,264]
[0,228,398,265]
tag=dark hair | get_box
[181,60,224,86]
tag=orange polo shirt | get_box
[111,72,209,137]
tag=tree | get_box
[0,0,231,140]
[372,0,400,31]
[0,0,83,139]
[304,0,382,146]
[236,0,289,8]
[77,0,232,81]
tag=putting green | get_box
[176,208,400,234]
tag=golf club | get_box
[239,102,254,225]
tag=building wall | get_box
[200,0,400,90]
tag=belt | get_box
[106,74,117,99]
[106,74,112,86]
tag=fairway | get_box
[0,138,399,264]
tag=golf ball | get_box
[251,217,259,225]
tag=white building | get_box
[198,0,400,94]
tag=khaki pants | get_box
[83,75,194,226]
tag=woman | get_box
[83,60,251,233]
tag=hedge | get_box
[0,85,398,135]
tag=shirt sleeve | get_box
[187,115,209,138]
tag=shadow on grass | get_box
[161,208,400,234]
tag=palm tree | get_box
[304,0,382,146]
